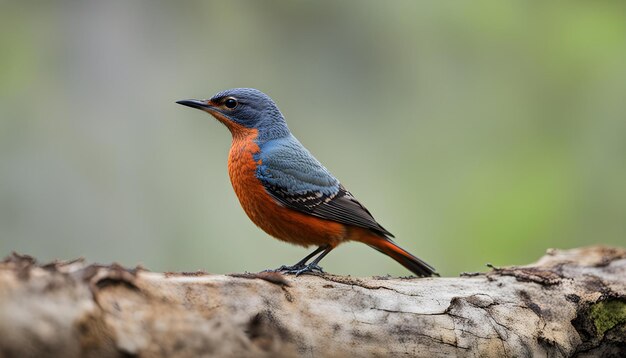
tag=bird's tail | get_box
[361,235,437,277]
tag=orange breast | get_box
[226,126,346,248]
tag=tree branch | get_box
[1,246,624,357]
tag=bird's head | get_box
[177,88,290,140]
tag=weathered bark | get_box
[0,246,624,357]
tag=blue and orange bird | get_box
[177,88,436,276]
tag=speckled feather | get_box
[255,134,393,237]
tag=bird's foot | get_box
[263,263,305,273]
[279,262,325,276]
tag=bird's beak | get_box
[176,99,212,110]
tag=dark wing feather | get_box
[265,184,394,238]
[257,135,393,237]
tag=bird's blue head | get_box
[177,88,290,141]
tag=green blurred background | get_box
[1,1,625,276]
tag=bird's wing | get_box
[255,136,394,237]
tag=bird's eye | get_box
[224,98,238,109]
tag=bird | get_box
[176,88,436,277]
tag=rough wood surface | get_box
[0,246,624,357]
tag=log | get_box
[0,246,624,357]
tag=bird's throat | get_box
[208,111,247,139]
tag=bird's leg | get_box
[285,245,334,276]
[267,245,329,273]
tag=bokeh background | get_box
[1,1,625,276]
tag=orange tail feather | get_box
[361,235,437,277]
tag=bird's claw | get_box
[265,263,325,276]
[283,263,325,276]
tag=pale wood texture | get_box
[0,246,624,357]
